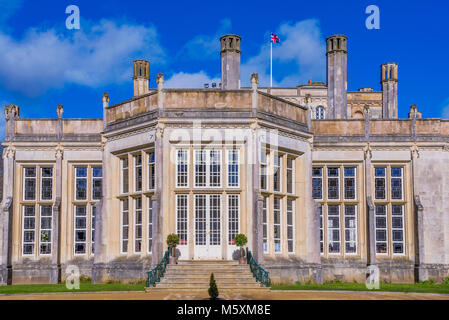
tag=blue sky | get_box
[0,0,448,136]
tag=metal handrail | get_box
[246,248,271,287]
[146,250,169,287]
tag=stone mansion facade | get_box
[1,34,448,285]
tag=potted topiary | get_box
[234,233,248,264]
[208,273,219,300]
[166,233,180,264]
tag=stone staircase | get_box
[146,260,270,292]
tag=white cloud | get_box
[0,101,7,140]
[173,19,326,88]
[0,19,166,96]
[179,19,232,60]
[442,99,449,119]
[241,19,326,87]
[165,71,220,88]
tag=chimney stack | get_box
[220,35,241,90]
[133,60,150,97]
[326,35,348,119]
[381,62,398,119]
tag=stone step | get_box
[154,282,264,289]
[177,260,240,265]
[146,287,270,293]
[160,278,258,284]
[166,265,250,270]
[162,274,255,280]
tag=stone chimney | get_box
[326,35,348,119]
[220,35,241,90]
[133,60,150,96]
[381,62,398,119]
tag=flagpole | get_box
[270,40,273,88]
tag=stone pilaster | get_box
[250,122,263,263]
[365,143,376,266]
[92,136,108,283]
[0,146,15,285]
[251,73,258,118]
[152,124,165,265]
[151,194,161,266]
[50,145,63,284]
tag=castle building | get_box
[1,34,448,285]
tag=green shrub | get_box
[234,234,248,247]
[208,273,219,300]
[166,233,180,248]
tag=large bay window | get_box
[314,165,359,256]
[374,165,406,256]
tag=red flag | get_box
[271,33,280,43]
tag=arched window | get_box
[316,106,325,120]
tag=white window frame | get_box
[39,205,52,256]
[316,106,325,120]
[226,149,240,188]
[343,167,356,200]
[23,167,37,201]
[194,149,222,188]
[134,154,143,192]
[176,194,188,246]
[175,149,189,188]
[327,205,341,254]
[121,157,129,194]
[134,197,143,254]
[390,167,404,201]
[227,194,240,245]
[344,204,357,255]
[91,205,96,254]
[391,204,405,255]
[260,150,268,191]
[120,199,129,254]
[74,167,88,201]
[91,167,102,200]
[312,167,323,200]
[40,167,53,201]
[148,151,156,191]
[273,197,281,253]
[74,205,88,255]
[286,199,294,254]
[22,205,36,256]
[319,206,324,254]
[374,167,386,200]
[286,158,294,194]
[148,197,153,253]
[375,204,388,255]
[262,196,268,253]
[327,167,340,200]
[273,154,282,192]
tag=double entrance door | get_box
[194,194,222,259]
[176,193,240,260]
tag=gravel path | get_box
[0,290,448,300]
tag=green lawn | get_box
[0,281,145,295]
[271,281,449,294]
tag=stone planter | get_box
[169,256,177,264]
[238,248,246,264]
